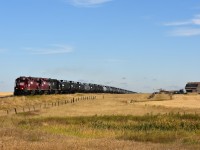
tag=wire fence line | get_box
[0,96,97,116]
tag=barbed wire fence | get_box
[0,95,97,116]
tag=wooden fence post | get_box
[14,108,17,114]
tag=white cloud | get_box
[169,28,200,37]
[67,0,113,7]
[164,21,191,26]
[192,18,200,25]
[25,44,74,55]
[164,14,200,26]
[164,14,200,37]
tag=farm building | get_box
[185,82,200,93]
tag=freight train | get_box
[14,76,134,95]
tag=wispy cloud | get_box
[25,44,74,55]
[164,14,200,37]
[67,0,113,7]
[164,21,191,26]
[169,28,200,37]
[164,15,200,26]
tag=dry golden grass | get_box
[1,93,200,149]
[39,94,160,117]
[139,94,200,109]
[0,134,190,150]
[0,92,13,97]
[0,93,86,110]
[39,93,200,117]
[2,93,200,116]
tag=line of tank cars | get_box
[14,76,134,95]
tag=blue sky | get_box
[1,0,200,92]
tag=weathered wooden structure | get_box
[185,82,200,94]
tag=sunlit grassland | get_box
[2,93,200,149]
[4,113,199,145]
[0,93,87,110]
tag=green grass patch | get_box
[118,131,182,143]
[15,113,200,144]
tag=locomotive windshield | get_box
[16,78,26,85]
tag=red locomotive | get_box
[14,76,51,95]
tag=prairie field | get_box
[0,92,13,98]
[1,93,200,149]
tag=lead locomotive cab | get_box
[14,76,27,95]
